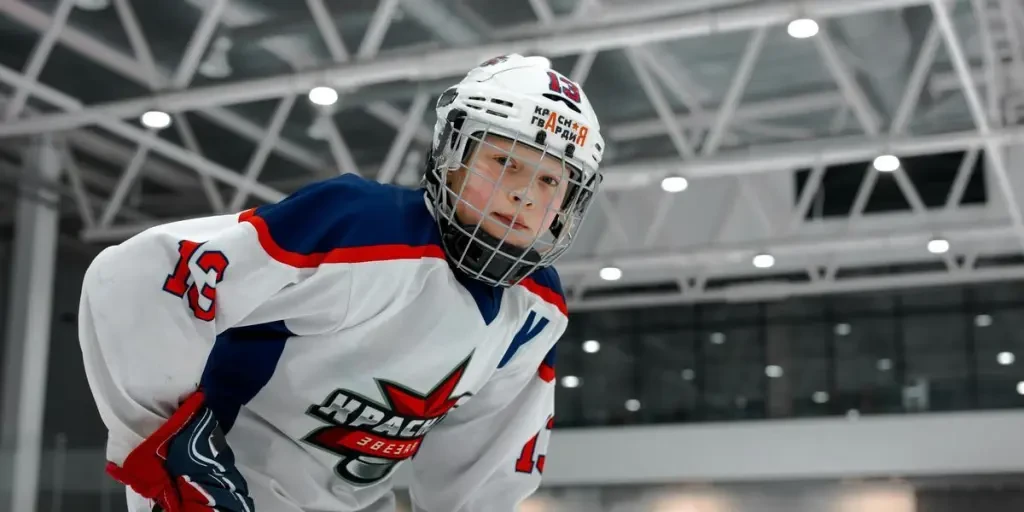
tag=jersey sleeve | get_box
[79,176,368,466]
[407,334,560,511]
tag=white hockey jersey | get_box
[78,174,566,512]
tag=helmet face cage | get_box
[426,112,601,287]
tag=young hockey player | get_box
[78,53,604,511]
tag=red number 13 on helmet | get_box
[547,71,581,103]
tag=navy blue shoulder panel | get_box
[249,174,505,323]
[528,265,566,304]
[201,321,294,433]
[251,174,442,256]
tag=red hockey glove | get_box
[105,390,256,512]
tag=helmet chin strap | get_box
[437,213,544,287]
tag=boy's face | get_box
[447,134,571,250]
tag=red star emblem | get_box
[301,354,477,485]
[376,356,471,419]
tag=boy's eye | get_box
[541,176,560,187]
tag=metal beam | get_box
[357,0,401,59]
[228,0,417,183]
[397,0,479,46]
[558,216,1013,278]
[364,102,433,145]
[376,93,431,184]
[172,0,229,89]
[0,63,287,203]
[197,0,419,155]
[598,126,1024,190]
[635,47,711,112]
[112,0,160,88]
[301,0,398,178]
[640,26,769,250]
[305,0,350,62]
[568,261,1024,310]
[79,217,207,242]
[321,114,362,176]
[527,0,556,24]
[971,0,1003,124]
[945,148,980,210]
[607,91,846,141]
[2,0,75,121]
[890,23,942,134]
[497,0,763,40]
[0,89,198,192]
[172,113,225,212]
[701,27,767,155]
[58,142,96,229]
[228,94,297,210]
[0,159,152,224]
[813,26,881,135]
[602,51,987,150]
[736,121,815,140]
[98,143,151,228]
[871,24,945,228]
[787,161,828,232]
[54,122,1024,222]
[0,0,327,175]
[0,0,931,136]
[849,163,880,220]
[609,43,696,251]
[931,0,1024,250]
[570,50,598,84]
[0,135,61,512]
[64,127,196,191]
[624,47,694,160]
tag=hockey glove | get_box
[105,390,256,512]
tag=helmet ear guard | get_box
[423,108,467,190]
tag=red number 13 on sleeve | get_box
[547,71,581,103]
[163,240,230,322]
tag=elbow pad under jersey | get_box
[106,391,256,512]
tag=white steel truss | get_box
[0,0,933,135]
[0,0,329,177]
[1,0,1023,312]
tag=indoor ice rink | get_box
[3,0,1024,510]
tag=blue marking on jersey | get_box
[200,320,293,433]
[542,344,557,369]
[498,310,551,369]
[251,174,509,323]
[455,271,503,325]
[253,174,442,256]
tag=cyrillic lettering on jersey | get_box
[498,310,550,369]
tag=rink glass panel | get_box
[554,280,1024,428]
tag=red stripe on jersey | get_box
[239,209,445,268]
[519,277,568,317]
[537,362,555,383]
[239,209,567,313]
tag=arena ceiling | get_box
[1,0,1023,311]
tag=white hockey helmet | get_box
[423,54,605,287]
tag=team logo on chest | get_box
[302,355,474,485]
